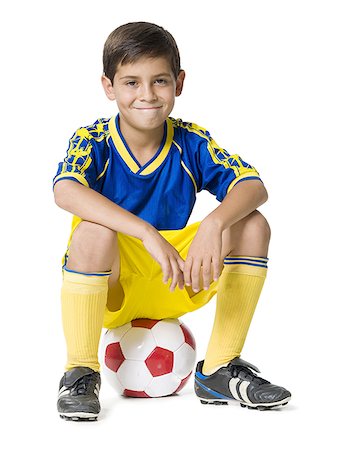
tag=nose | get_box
[139,83,157,102]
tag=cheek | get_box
[162,87,176,103]
[115,89,134,104]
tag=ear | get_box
[101,74,116,101]
[175,70,186,97]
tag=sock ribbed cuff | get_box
[223,256,268,277]
[62,269,111,289]
[224,256,268,268]
[62,265,112,277]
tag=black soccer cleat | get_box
[194,358,291,410]
[57,367,101,421]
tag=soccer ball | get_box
[101,318,196,398]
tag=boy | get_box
[53,21,291,421]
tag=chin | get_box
[136,118,166,130]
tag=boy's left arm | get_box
[183,179,268,292]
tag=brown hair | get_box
[103,22,181,83]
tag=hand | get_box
[184,219,223,293]
[141,229,185,292]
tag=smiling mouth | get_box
[134,106,162,110]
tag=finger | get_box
[191,258,203,293]
[177,256,185,290]
[162,257,172,284]
[184,256,193,286]
[177,256,185,272]
[169,258,180,292]
[212,255,222,281]
[177,267,185,290]
[202,257,212,290]
[170,258,185,292]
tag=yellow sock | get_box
[202,256,268,375]
[61,268,111,372]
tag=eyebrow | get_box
[119,73,171,80]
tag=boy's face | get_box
[101,56,185,132]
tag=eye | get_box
[126,81,137,87]
[155,79,167,85]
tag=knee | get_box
[70,221,117,251]
[245,211,271,243]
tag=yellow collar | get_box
[108,114,174,175]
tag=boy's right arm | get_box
[53,179,185,291]
[54,179,154,241]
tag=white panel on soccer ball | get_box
[117,360,152,391]
[102,364,124,394]
[145,372,181,397]
[173,343,196,378]
[151,319,184,352]
[98,341,106,368]
[99,323,131,366]
[104,322,132,344]
[120,328,156,360]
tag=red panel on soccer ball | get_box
[105,342,125,372]
[145,347,174,376]
[102,319,196,397]
[131,319,159,329]
[124,389,150,398]
[180,323,196,350]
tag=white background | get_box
[1,0,337,448]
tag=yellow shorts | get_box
[62,220,220,329]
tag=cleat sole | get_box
[59,411,99,421]
[240,402,289,411]
[60,414,98,422]
[199,399,228,406]
[198,396,290,410]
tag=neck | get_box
[119,117,165,153]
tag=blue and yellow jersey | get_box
[53,115,262,230]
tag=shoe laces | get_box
[230,365,269,385]
[72,373,98,395]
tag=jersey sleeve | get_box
[196,134,262,202]
[53,127,101,190]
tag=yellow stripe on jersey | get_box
[108,116,174,175]
[207,137,231,165]
[174,119,260,181]
[173,119,210,139]
[53,172,89,187]
[79,153,93,174]
[172,140,198,193]
[57,127,94,184]
[140,119,174,175]
[108,118,140,173]
[89,121,106,142]
[227,172,260,193]
[69,129,92,159]
[96,159,110,181]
